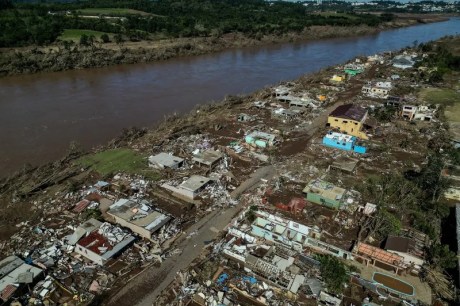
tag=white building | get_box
[75,221,135,265]
[107,199,171,241]
[148,153,184,169]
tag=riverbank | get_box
[0,14,449,77]
[0,36,458,305]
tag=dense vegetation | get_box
[0,0,397,47]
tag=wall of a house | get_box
[327,116,368,140]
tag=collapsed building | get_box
[107,199,171,241]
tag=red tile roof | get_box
[1,284,17,301]
[77,231,113,255]
[357,243,404,266]
[73,199,90,213]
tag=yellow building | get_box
[327,104,368,139]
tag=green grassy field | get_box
[420,88,460,106]
[420,87,460,138]
[58,29,111,42]
[77,149,160,180]
[76,8,151,16]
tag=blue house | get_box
[323,132,366,154]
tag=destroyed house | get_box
[384,236,424,271]
[303,179,347,209]
[355,243,406,273]
[107,199,171,241]
[148,153,184,169]
[392,55,415,69]
[0,256,43,302]
[289,97,316,109]
[344,64,364,76]
[401,105,417,121]
[327,104,368,140]
[274,85,290,97]
[245,131,278,148]
[272,108,299,120]
[361,82,392,98]
[75,222,135,265]
[192,150,223,169]
[162,175,212,200]
[250,211,321,251]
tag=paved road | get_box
[104,204,242,306]
[104,93,354,305]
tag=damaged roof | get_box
[384,236,416,254]
[357,243,403,266]
[329,104,367,122]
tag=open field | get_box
[77,148,159,180]
[58,29,112,42]
[76,8,151,16]
[419,82,460,139]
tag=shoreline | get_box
[0,15,449,78]
[0,34,458,306]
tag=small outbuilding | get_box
[148,153,184,169]
[192,150,223,169]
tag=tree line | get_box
[0,0,395,47]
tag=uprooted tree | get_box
[356,173,420,242]
[316,255,349,294]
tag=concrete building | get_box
[162,175,212,200]
[148,153,184,169]
[0,256,43,302]
[192,150,223,169]
[362,81,392,99]
[245,131,278,148]
[327,104,368,140]
[355,242,406,274]
[401,105,418,121]
[250,211,321,252]
[107,199,171,241]
[302,179,348,209]
[75,221,135,265]
[322,131,366,154]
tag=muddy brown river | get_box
[0,18,459,176]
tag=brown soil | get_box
[374,272,415,295]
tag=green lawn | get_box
[58,29,111,42]
[419,88,460,106]
[420,87,460,139]
[76,8,151,16]
[77,149,160,180]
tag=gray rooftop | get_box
[149,153,184,168]
[192,150,223,166]
[180,175,211,192]
[0,256,43,292]
[108,199,171,232]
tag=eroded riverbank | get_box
[0,17,459,177]
[0,15,449,78]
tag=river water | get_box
[0,19,459,176]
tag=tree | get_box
[356,174,419,242]
[426,243,457,269]
[79,34,89,46]
[100,33,110,43]
[0,0,13,10]
[114,33,124,45]
[317,255,349,294]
